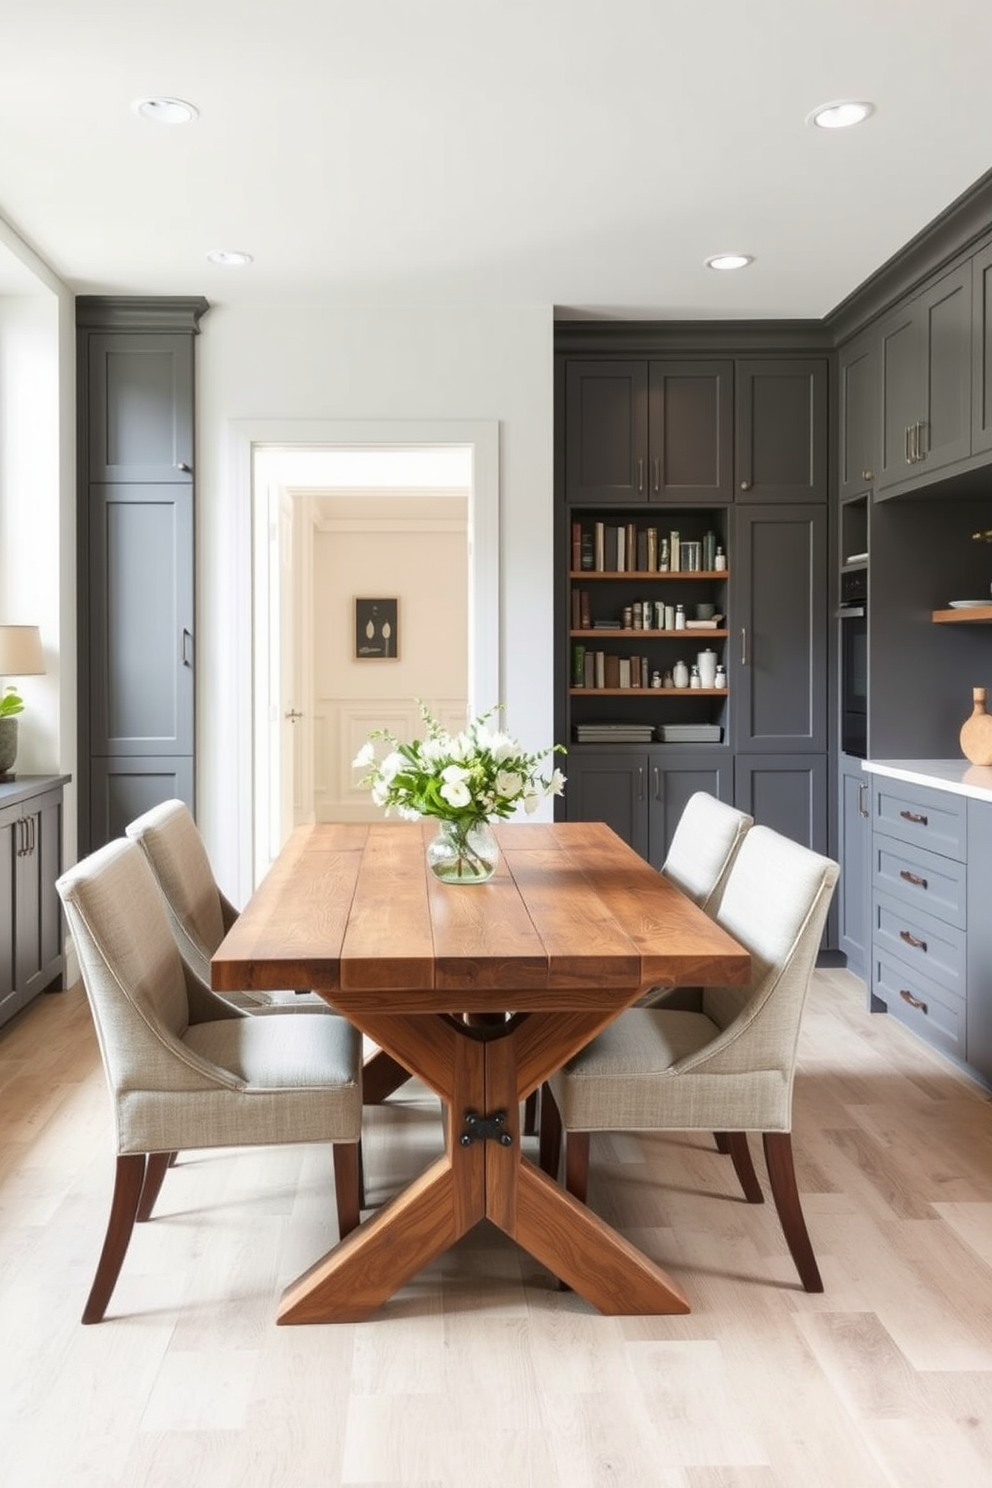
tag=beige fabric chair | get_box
[540,825,839,1293]
[640,792,753,1009]
[125,798,326,1012]
[57,838,363,1323]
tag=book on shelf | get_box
[594,651,605,689]
[636,529,649,571]
[603,653,621,689]
[626,522,637,570]
[580,590,591,628]
[618,656,630,689]
[646,527,658,571]
[580,530,594,570]
[685,616,723,629]
[594,520,605,572]
[616,525,626,572]
[571,588,582,629]
[571,520,582,571]
[669,530,680,571]
[584,651,595,688]
[604,524,618,572]
[572,644,585,686]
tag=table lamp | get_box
[0,625,46,781]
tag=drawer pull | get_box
[899,929,927,952]
[899,870,928,889]
[899,988,928,1015]
[899,809,928,825]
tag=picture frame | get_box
[354,597,399,660]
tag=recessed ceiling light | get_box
[705,254,754,272]
[206,249,254,267]
[807,100,874,130]
[132,96,199,125]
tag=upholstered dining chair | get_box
[125,798,327,1012]
[539,825,839,1293]
[57,838,364,1323]
[638,792,753,1008]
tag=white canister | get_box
[672,659,689,689]
[697,649,718,688]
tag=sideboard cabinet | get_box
[0,776,69,1029]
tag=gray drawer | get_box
[872,889,966,997]
[871,837,967,930]
[873,948,966,1065]
[872,780,966,861]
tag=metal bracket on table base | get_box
[460,1110,513,1147]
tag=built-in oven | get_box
[838,568,867,759]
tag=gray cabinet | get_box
[564,360,734,504]
[731,504,828,754]
[734,754,829,857]
[875,263,973,496]
[972,240,992,458]
[837,331,877,502]
[734,359,828,503]
[565,748,734,870]
[837,756,871,978]
[76,298,208,854]
[0,777,68,1029]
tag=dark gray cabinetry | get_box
[837,756,870,978]
[734,359,828,503]
[564,360,733,504]
[77,298,207,854]
[966,799,992,1086]
[731,504,828,755]
[734,754,828,858]
[972,240,992,458]
[565,749,734,870]
[0,777,68,1029]
[875,263,973,496]
[837,332,877,503]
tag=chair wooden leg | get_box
[713,1131,731,1153]
[136,1151,174,1221]
[333,1141,361,1239]
[725,1132,764,1204]
[523,1087,540,1136]
[537,1082,563,1180]
[563,1130,591,1206]
[762,1132,823,1293]
[82,1154,146,1324]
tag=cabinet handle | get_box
[740,627,748,666]
[739,479,752,491]
[637,766,644,802]
[899,869,928,889]
[861,468,874,482]
[899,988,928,1015]
[637,458,644,495]
[176,461,192,474]
[899,809,928,826]
[653,766,661,801]
[28,815,35,854]
[181,628,194,667]
[15,819,25,856]
[653,457,660,494]
[904,425,912,464]
[899,929,927,952]
[858,781,869,818]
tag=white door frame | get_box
[230,418,501,887]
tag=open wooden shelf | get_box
[932,605,992,623]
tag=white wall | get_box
[196,303,555,901]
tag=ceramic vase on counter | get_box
[960,687,992,766]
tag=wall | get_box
[195,303,555,902]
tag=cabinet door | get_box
[734,754,829,857]
[90,757,195,847]
[13,792,63,1001]
[972,241,992,457]
[647,361,734,504]
[735,359,827,503]
[838,332,877,502]
[919,264,972,476]
[564,752,649,858]
[838,757,871,977]
[647,752,734,871]
[87,333,194,483]
[732,505,827,752]
[88,484,194,757]
[876,299,921,493]
[564,362,649,503]
[0,813,15,1024]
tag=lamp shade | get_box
[0,625,45,676]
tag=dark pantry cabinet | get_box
[76,297,208,853]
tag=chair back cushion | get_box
[125,798,227,981]
[57,839,225,1100]
[661,792,753,914]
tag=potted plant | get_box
[0,686,25,779]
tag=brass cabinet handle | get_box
[899,869,928,889]
[899,929,927,952]
[899,809,928,826]
[899,988,928,1014]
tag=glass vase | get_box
[426,819,499,884]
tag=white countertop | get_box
[862,758,992,803]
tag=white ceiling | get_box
[2,1,992,319]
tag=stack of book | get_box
[655,723,723,743]
[574,722,656,743]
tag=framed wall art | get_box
[354,597,399,660]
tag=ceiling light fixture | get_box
[705,254,754,272]
[206,250,254,267]
[132,96,199,125]
[807,99,874,130]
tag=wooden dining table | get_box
[211,818,750,1324]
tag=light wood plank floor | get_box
[2,967,992,1488]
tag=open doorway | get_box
[248,422,500,883]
